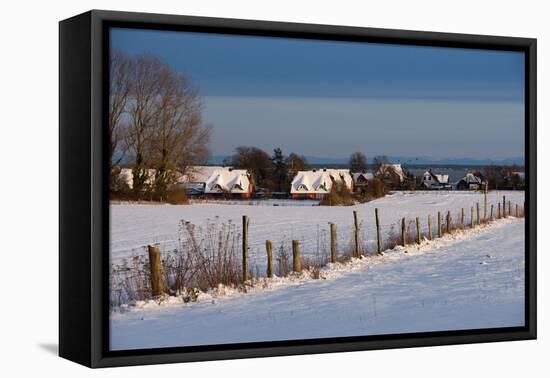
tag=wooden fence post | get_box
[470,207,474,228]
[461,208,464,229]
[446,211,451,234]
[437,211,442,238]
[503,195,506,217]
[353,211,361,258]
[416,217,421,244]
[147,245,163,297]
[428,215,433,240]
[490,204,494,221]
[508,201,511,217]
[375,208,382,254]
[484,183,488,222]
[401,217,406,246]
[330,223,337,263]
[476,202,480,225]
[242,215,249,282]
[516,204,519,218]
[292,240,302,272]
[498,203,501,219]
[266,240,273,278]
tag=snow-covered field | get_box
[110,217,525,350]
[110,190,525,272]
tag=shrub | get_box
[110,219,242,307]
[166,187,189,204]
[275,242,291,277]
[367,177,388,199]
[320,181,354,206]
[385,224,400,249]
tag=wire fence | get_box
[110,194,525,308]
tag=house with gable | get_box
[456,172,485,190]
[290,168,353,199]
[421,170,451,189]
[351,171,374,193]
[376,163,407,188]
[204,168,253,198]
[176,166,229,195]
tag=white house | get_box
[456,172,483,190]
[204,168,253,197]
[116,166,252,197]
[290,169,353,199]
[421,170,450,189]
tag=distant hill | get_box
[209,155,524,167]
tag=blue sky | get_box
[111,28,525,160]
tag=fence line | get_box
[110,197,525,305]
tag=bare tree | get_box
[150,65,211,197]
[372,155,389,177]
[231,146,272,188]
[115,54,212,199]
[286,153,310,182]
[348,152,367,172]
[124,55,164,193]
[109,49,134,189]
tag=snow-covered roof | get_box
[326,169,353,188]
[204,169,251,194]
[352,172,374,182]
[423,170,449,184]
[460,172,482,184]
[179,166,231,184]
[422,170,450,188]
[378,164,405,182]
[290,169,353,194]
[435,174,449,184]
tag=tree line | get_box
[109,50,211,200]
[482,165,525,190]
[228,148,403,194]
[228,147,310,192]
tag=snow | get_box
[204,168,251,194]
[378,163,405,182]
[459,172,483,185]
[352,172,374,181]
[110,217,525,350]
[290,169,352,194]
[110,190,525,275]
[182,166,228,184]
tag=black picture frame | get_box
[59,9,537,368]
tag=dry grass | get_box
[110,219,242,307]
[384,224,401,250]
[275,242,291,277]
[110,200,526,308]
[320,181,355,206]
